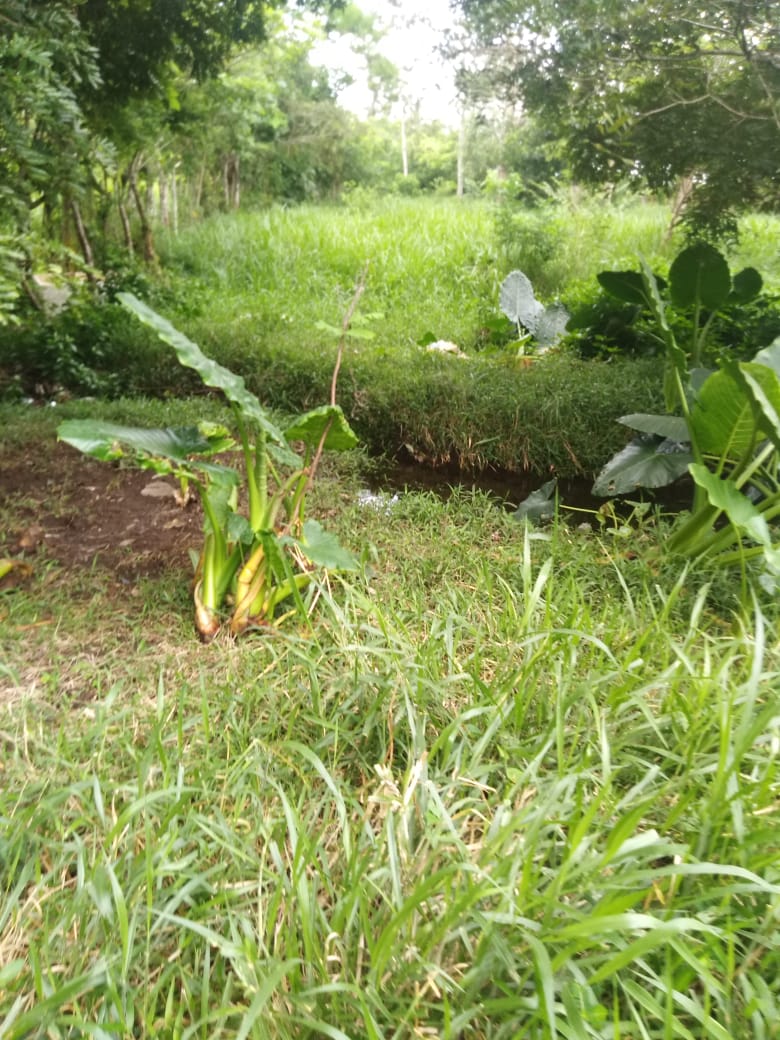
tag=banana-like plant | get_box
[58,292,360,640]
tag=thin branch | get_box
[286,264,371,531]
[330,261,369,408]
[633,90,772,123]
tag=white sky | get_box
[312,0,460,125]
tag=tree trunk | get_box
[194,158,207,213]
[117,185,134,257]
[666,174,696,241]
[231,154,240,209]
[128,156,157,265]
[223,153,240,209]
[159,173,169,228]
[145,177,155,219]
[70,198,98,283]
[171,163,179,234]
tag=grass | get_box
[6,195,780,475]
[159,197,499,355]
[2,394,780,1036]
[3,198,780,1036]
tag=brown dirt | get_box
[1,441,205,580]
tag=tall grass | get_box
[160,197,499,354]
[2,474,779,1038]
[494,190,675,297]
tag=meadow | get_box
[2,194,780,1038]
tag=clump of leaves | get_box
[593,243,780,583]
[58,287,363,641]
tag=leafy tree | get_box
[452,0,780,231]
[75,0,331,104]
[0,1,103,316]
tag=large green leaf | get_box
[513,478,557,521]
[284,405,359,452]
[58,419,231,462]
[618,413,689,441]
[639,260,686,411]
[592,436,693,496]
[690,369,756,458]
[730,361,780,452]
[731,267,762,303]
[298,519,358,571]
[597,270,648,305]
[689,464,773,547]
[117,292,295,462]
[669,242,731,311]
[752,336,780,381]
[57,419,240,488]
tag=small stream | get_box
[370,459,695,519]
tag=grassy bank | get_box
[2,397,780,1037]
[5,196,780,476]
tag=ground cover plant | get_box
[6,197,780,479]
[2,398,780,1038]
[593,244,780,585]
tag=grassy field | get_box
[6,195,780,475]
[2,394,780,1038]
[2,196,780,1037]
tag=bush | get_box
[565,281,780,362]
[565,284,660,359]
[0,296,193,399]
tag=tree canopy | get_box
[452,0,780,228]
[0,0,351,309]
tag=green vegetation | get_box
[57,293,360,640]
[592,244,780,583]
[3,0,780,1032]
[454,0,780,233]
[2,402,779,1035]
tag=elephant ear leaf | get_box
[669,242,731,311]
[592,435,692,496]
[618,413,689,441]
[500,270,545,334]
[731,267,762,303]
[57,418,239,482]
[298,519,359,571]
[117,292,292,456]
[284,405,358,452]
[752,336,780,381]
[689,464,772,548]
[513,479,557,521]
[57,419,231,462]
[597,270,648,305]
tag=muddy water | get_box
[372,460,694,518]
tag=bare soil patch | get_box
[1,441,204,580]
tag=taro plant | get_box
[592,243,780,579]
[499,269,569,355]
[57,291,361,641]
[596,241,763,384]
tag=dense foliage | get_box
[452,0,780,230]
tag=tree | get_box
[0,1,103,315]
[451,0,780,230]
